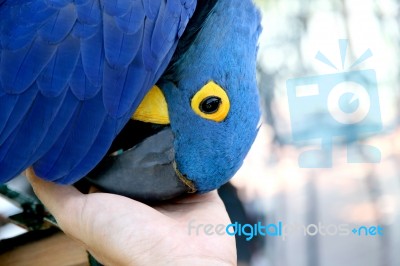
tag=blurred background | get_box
[229,0,400,265]
[1,0,400,265]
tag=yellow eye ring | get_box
[191,81,230,122]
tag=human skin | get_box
[26,169,237,266]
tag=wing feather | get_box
[0,89,67,181]
[75,0,101,26]
[22,90,80,173]
[1,39,57,94]
[79,25,104,88]
[72,21,99,40]
[33,91,106,179]
[43,0,72,9]
[114,2,145,34]
[103,12,143,68]
[37,35,81,97]
[102,0,132,17]
[0,0,197,183]
[55,116,117,184]
[69,56,101,100]
[39,4,77,44]
[0,84,38,145]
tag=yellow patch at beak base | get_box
[132,85,170,125]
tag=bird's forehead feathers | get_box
[172,0,262,92]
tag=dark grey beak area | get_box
[85,128,193,203]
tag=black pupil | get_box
[199,96,222,114]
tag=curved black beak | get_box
[85,128,195,203]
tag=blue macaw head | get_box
[159,5,261,193]
[160,0,261,193]
[87,0,262,200]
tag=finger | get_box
[26,168,83,204]
[26,169,137,265]
[26,168,87,236]
[26,169,175,266]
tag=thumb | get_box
[26,169,129,264]
[26,168,88,244]
[26,168,168,266]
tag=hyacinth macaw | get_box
[0,0,261,201]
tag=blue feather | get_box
[1,31,37,50]
[102,60,148,118]
[74,0,90,5]
[2,8,44,50]
[69,56,101,100]
[114,2,145,34]
[56,116,117,184]
[151,1,181,64]
[80,27,104,87]
[1,38,57,93]
[101,60,127,93]
[19,1,57,24]
[32,107,81,181]
[0,94,19,137]
[178,12,189,37]
[0,125,20,174]
[103,12,143,68]
[141,19,158,72]
[153,42,178,78]
[182,0,196,9]
[102,0,132,17]
[75,0,101,25]
[44,0,72,9]
[164,0,182,41]
[72,21,99,40]
[39,4,77,44]
[21,90,79,174]
[143,0,161,20]
[0,84,38,146]
[177,0,196,37]
[0,89,67,180]
[34,91,106,179]
[0,2,57,49]
[38,35,80,97]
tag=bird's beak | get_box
[85,86,196,202]
[132,85,170,125]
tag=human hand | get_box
[26,169,236,266]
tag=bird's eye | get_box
[191,81,230,122]
[200,96,221,114]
